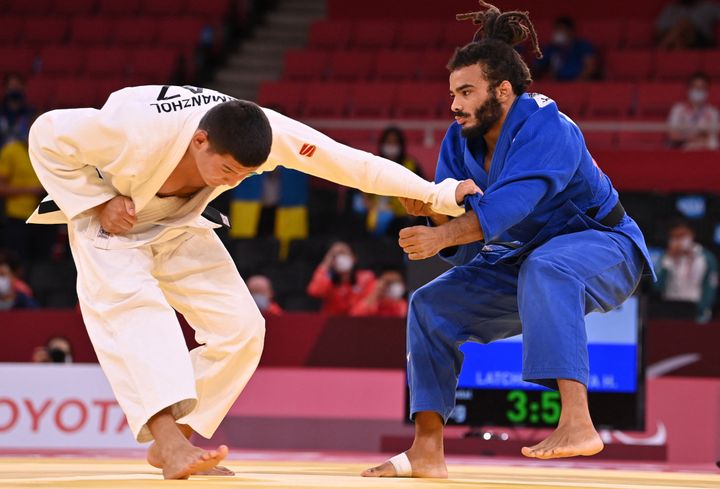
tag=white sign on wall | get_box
[0,364,136,448]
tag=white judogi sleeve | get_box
[262,109,465,217]
[28,108,122,220]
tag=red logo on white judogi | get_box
[299,143,317,157]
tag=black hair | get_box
[688,71,710,85]
[555,16,576,31]
[198,100,272,168]
[449,0,542,95]
[378,126,407,162]
[668,218,695,233]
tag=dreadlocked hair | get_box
[449,0,542,96]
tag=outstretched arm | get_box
[261,108,471,216]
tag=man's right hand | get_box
[96,195,136,235]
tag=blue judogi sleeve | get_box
[434,125,484,267]
[465,107,583,243]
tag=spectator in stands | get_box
[534,17,598,81]
[247,274,283,316]
[653,219,718,323]
[350,268,408,317]
[0,253,38,311]
[32,336,73,363]
[355,127,425,236]
[0,249,33,297]
[668,72,720,150]
[307,241,376,315]
[656,0,720,49]
[0,125,49,261]
[0,73,34,147]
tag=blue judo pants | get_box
[407,228,645,422]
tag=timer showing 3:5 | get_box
[505,390,561,425]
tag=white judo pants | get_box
[67,224,265,443]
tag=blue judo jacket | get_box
[436,92,655,278]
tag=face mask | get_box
[552,30,569,46]
[381,143,402,160]
[251,293,270,311]
[688,88,708,105]
[385,282,405,300]
[334,253,354,273]
[0,276,11,296]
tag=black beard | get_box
[459,93,503,139]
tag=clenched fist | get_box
[96,195,136,235]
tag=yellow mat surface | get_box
[1,457,719,489]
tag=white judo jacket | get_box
[27,85,464,247]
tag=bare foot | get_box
[361,448,447,478]
[160,444,229,480]
[521,423,604,459]
[147,442,234,475]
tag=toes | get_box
[361,463,396,478]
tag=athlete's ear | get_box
[192,129,209,147]
[496,80,513,102]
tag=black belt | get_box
[586,201,625,228]
[38,199,230,229]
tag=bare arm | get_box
[398,210,484,261]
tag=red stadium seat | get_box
[308,20,352,50]
[397,21,443,49]
[441,20,479,48]
[395,82,447,119]
[130,48,180,84]
[617,131,667,150]
[302,82,352,118]
[184,0,229,21]
[623,20,654,48]
[95,78,128,106]
[351,21,397,49]
[22,17,68,45]
[635,82,686,120]
[70,17,114,45]
[604,50,654,81]
[52,78,98,108]
[532,82,589,120]
[582,132,617,152]
[84,47,132,78]
[373,50,420,81]
[586,82,635,120]
[654,50,702,81]
[8,0,52,14]
[24,76,57,110]
[142,0,184,16]
[580,20,624,49]
[256,80,305,117]
[419,50,454,80]
[98,0,141,16]
[349,83,397,118]
[0,47,36,76]
[283,50,328,80]
[700,50,720,80]
[113,18,158,45]
[52,0,97,15]
[0,16,24,44]
[328,51,375,81]
[39,46,85,76]
[157,18,204,48]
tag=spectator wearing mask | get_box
[668,72,720,150]
[307,241,376,314]
[0,73,34,146]
[653,220,718,323]
[0,254,38,310]
[656,0,720,49]
[535,17,598,81]
[356,127,425,236]
[247,274,283,316]
[351,269,408,317]
[32,335,74,363]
